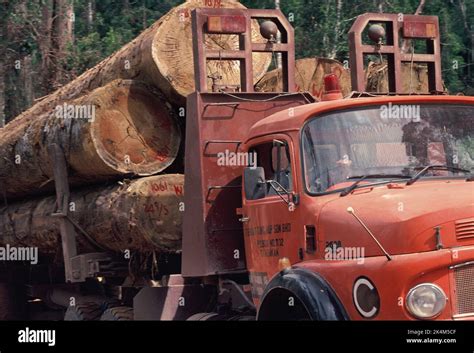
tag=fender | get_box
[257,267,349,320]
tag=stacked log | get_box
[0,175,184,255]
[0,0,270,195]
[365,61,435,93]
[3,0,424,260]
[1,0,270,131]
[255,57,352,99]
[0,80,180,199]
[254,57,437,96]
[0,0,272,258]
[152,0,271,103]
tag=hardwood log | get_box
[2,0,270,133]
[0,174,185,255]
[0,80,180,199]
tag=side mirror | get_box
[244,167,267,200]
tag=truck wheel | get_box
[64,302,102,321]
[186,312,223,321]
[187,313,254,321]
[100,307,134,321]
[228,315,256,321]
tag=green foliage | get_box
[1,0,472,123]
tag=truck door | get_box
[241,134,302,303]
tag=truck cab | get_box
[182,9,474,321]
[242,95,474,320]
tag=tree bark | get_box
[66,1,75,44]
[457,0,472,86]
[0,80,180,200]
[0,65,4,128]
[0,174,184,255]
[330,0,343,59]
[414,0,426,15]
[51,0,74,88]
[0,1,7,127]
[87,0,94,32]
[255,57,352,99]
[40,0,54,93]
[20,55,34,108]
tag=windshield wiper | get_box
[340,174,411,197]
[406,165,470,186]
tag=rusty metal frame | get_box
[49,144,78,283]
[181,8,311,278]
[349,13,443,93]
[182,91,314,277]
[192,8,295,93]
[49,144,124,283]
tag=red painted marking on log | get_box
[150,181,169,193]
[173,185,184,196]
[144,204,155,213]
[204,0,222,8]
[154,145,171,162]
[178,9,190,18]
[144,202,169,217]
[155,155,167,162]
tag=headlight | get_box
[406,283,447,319]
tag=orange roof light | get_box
[322,74,343,101]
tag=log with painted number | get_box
[0,174,185,255]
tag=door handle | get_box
[239,216,250,223]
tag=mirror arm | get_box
[263,180,292,205]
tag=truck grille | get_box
[455,218,474,240]
[454,262,474,315]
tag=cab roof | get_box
[245,95,474,143]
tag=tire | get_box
[186,312,222,321]
[231,315,256,321]
[64,302,102,321]
[187,312,255,321]
[100,306,134,321]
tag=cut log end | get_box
[0,80,181,199]
[152,0,272,100]
[90,82,180,176]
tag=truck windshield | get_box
[302,104,473,194]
